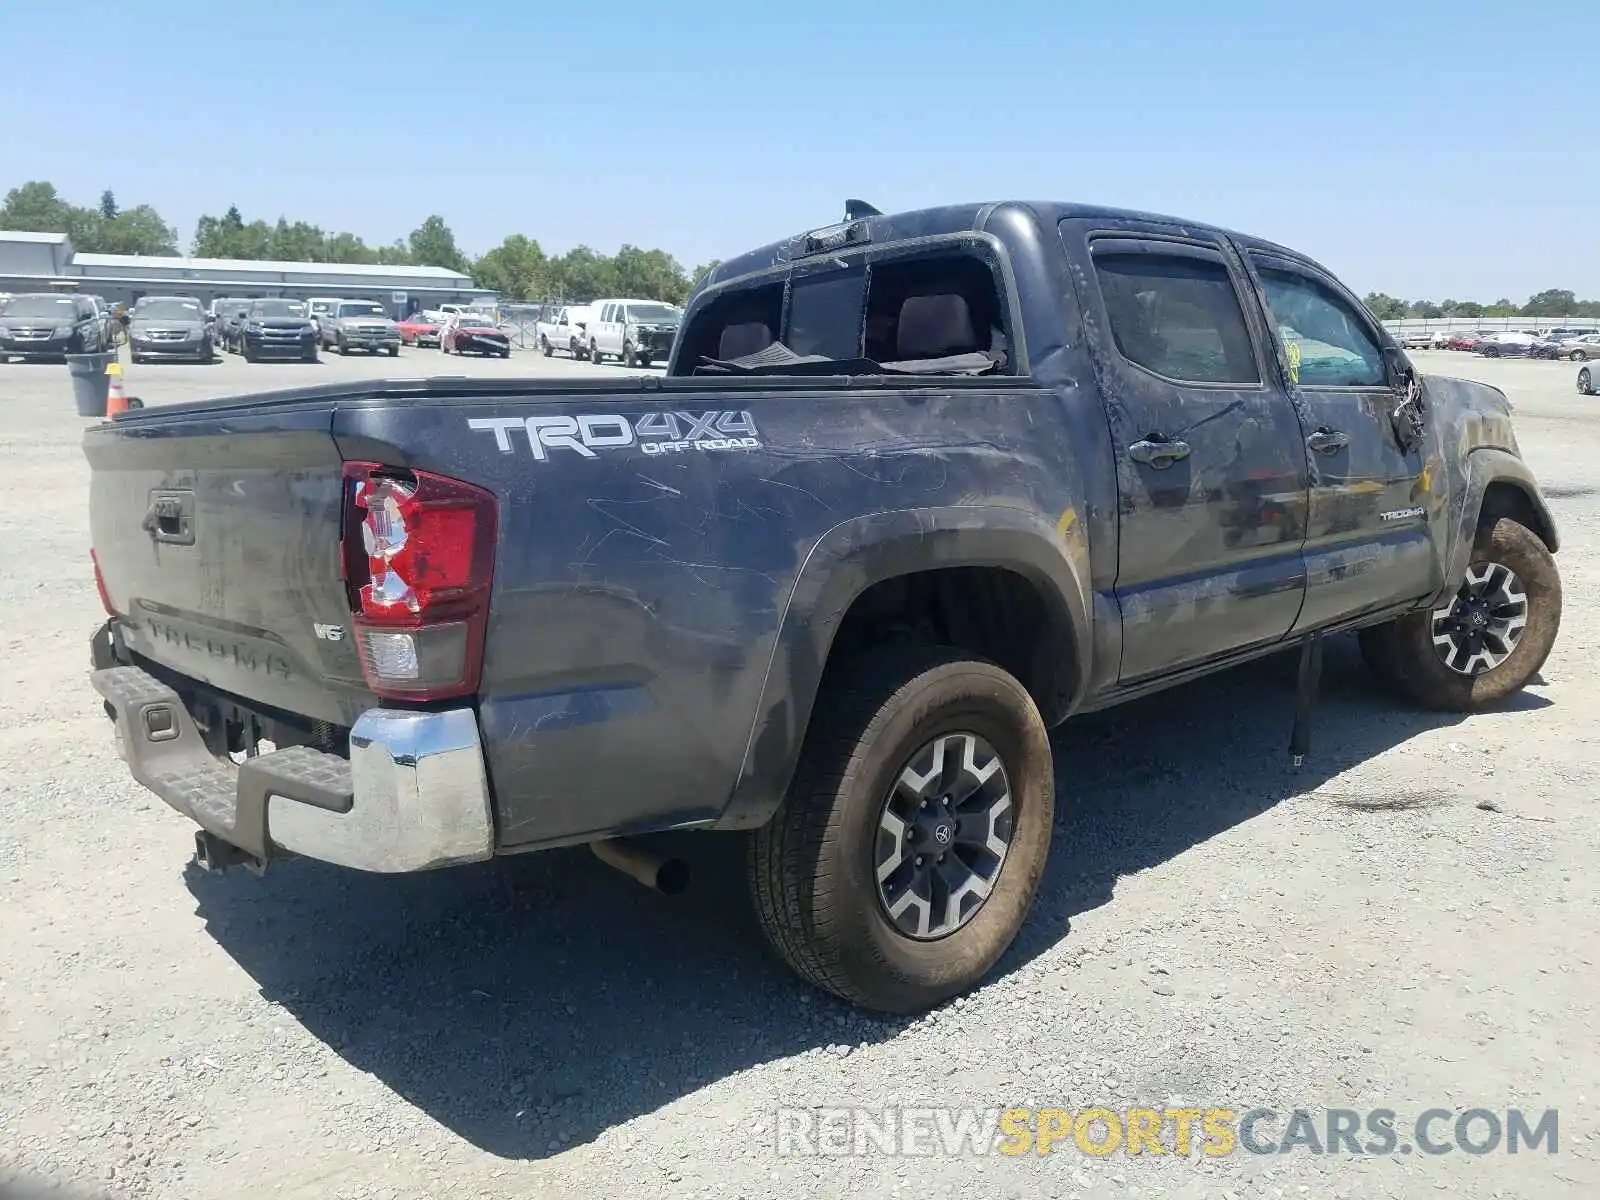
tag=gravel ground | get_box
[0,348,1595,1200]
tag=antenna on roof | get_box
[844,199,881,221]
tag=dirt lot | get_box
[0,348,1596,1199]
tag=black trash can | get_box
[66,351,119,418]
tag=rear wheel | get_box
[1358,517,1560,712]
[747,643,1054,1013]
[1579,367,1594,395]
[1572,349,1589,362]
[590,341,603,364]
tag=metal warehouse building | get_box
[0,230,492,313]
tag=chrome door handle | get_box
[1128,438,1192,468]
[1307,428,1350,455]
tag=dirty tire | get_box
[1361,517,1560,712]
[747,643,1054,1014]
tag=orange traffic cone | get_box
[105,362,129,417]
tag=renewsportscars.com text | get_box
[774,1105,1559,1158]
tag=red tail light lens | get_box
[90,548,116,617]
[342,462,497,701]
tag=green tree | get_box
[549,246,619,302]
[98,205,180,256]
[0,180,75,235]
[689,260,722,290]
[407,215,468,272]
[472,234,548,300]
[1521,289,1577,318]
[1407,300,1443,319]
[98,189,119,221]
[268,218,328,262]
[1362,292,1408,320]
[611,244,691,304]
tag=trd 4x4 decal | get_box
[468,410,761,462]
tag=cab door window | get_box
[1253,267,1386,388]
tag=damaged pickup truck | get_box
[86,199,1562,1014]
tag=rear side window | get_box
[675,246,1010,375]
[675,282,785,365]
[864,253,1008,370]
[1091,249,1260,385]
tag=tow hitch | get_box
[192,830,266,876]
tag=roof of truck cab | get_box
[705,200,1311,287]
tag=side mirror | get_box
[1383,346,1413,391]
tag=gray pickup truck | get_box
[319,299,401,356]
[85,198,1561,1013]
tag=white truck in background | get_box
[535,304,592,359]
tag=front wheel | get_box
[621,340,635,368]
[590,342,603,364]
[747,644,1054,1013]
[1358,517,1560,712]
[500,347,511,359]
[541,336,553,357]
[1571,350,1589,362]
[387,345,399,358]
[1578,367,1594,395]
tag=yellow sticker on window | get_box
[1285,339,1302,385]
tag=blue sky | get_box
[2,0,1594,300]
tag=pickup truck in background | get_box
[85,198,1562,1014]
[535,304,591,359]
[319,299,401,356]
[585,298,681,367]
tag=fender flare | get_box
[714,505,1092,831]
[1436,448,1559,605]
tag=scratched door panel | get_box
[1059,220,1309,682]
[1243,253,1441,631]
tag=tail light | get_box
[90,548,116,617]
[341,462,498,701]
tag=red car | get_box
[1445,332,1483,351]
[440,314,511,358]
[396,313,441,347]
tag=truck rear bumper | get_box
[90,664,494,873]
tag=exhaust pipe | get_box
[590,837,689,895]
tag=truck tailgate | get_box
[85,403,370,727]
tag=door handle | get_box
[1128,437,1192,468]
[1306,428,1350,455]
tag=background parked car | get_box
[1476,331,1537,357]
[396,311,442,347]
[320,299,400,356]
[1399,330,1434,349]
[214,298,254,352]
[1557,334,1600,362]
[585,298,682,367]
[128,295,213,363]
[535,304,590,358]
[238,298,318,362]
[305,297,342,342]
[0,292,110,361]
[440,311,511,357]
